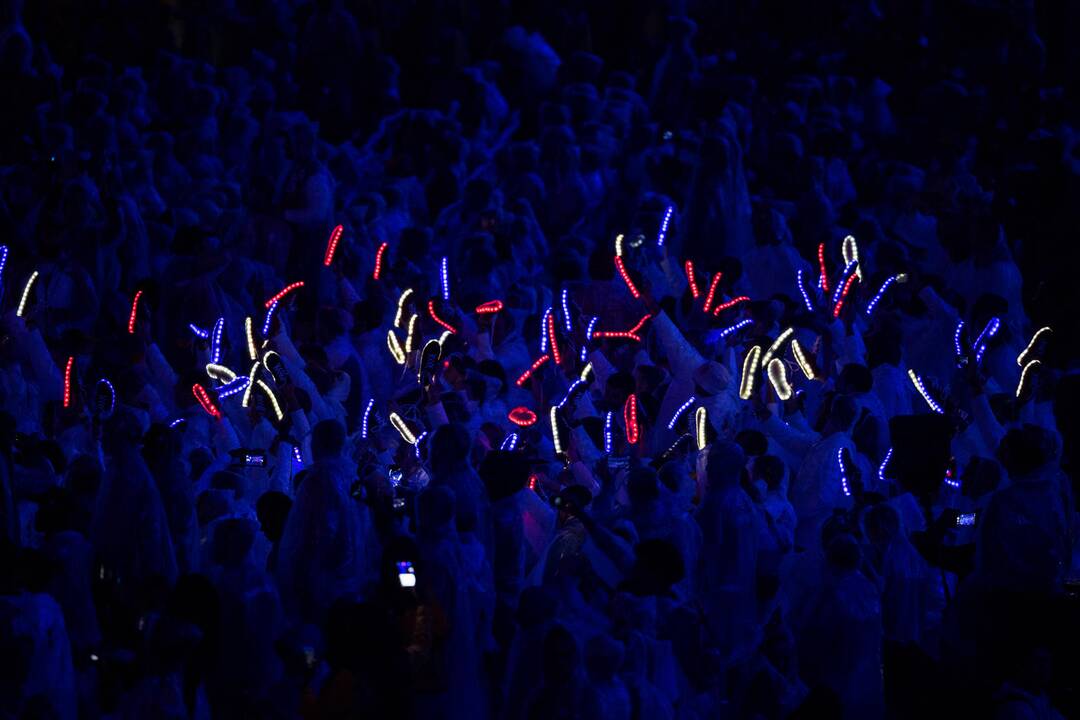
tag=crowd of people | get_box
[1,0,1078,718]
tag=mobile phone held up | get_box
[956,512,977,527]
[396,561,416,588]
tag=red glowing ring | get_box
[508,407,539,427]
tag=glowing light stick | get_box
[387,330,406,365]
[361,398,374,438]
[973,318,1001,363]
[557,379,587,409]
[16,270,39,317]
[604,411,614,454]
[667,395,696,430]
[169,418,186,429]
[614,256,641,299]
[591,314,652,342]
[515,354,550,386]
[547,312,562,365]
[244,317,257,360]
[293,446,303,465]
[685,261,700,299]
[624,394,640,444]
[791,338,816,380]
[831,273,859,318]
[711,296,750,315]
[264,281,304,309]
[206,364,237,383]
[414,432,428,459]
[561,288,572,333]
[62,357,75,408]
[954,320,965,356]
[614,233,626,257]
[718,318,752,339]
[539,307,551,353]
[837,448,851,497]
[878,448,893,484]
[908,369,944,414]
[509,407,538,427]
[323,224,344,266]
[762,327,795,368]
[389,412,417,445]
[216,376,250,399]
[475,300,504,314]
[241,363,260,408]
[767,358,793,400]
[1017,327,1052,366]
[96,378,116,416]
[0,245,7,280]
[440,256,450,301]
[428,300,458,335]
[1016,359,1040,398]
[127,290,143,334]
[373,242,388,280]
[739,346,763,400]
[796,269,815,313]
[657,205,674,247]
[405,314,419,353]
[255,380,284,421]
[817,243,829,292]
[192,383,221,419]
[210,318,225,364]
[695,406,708,450]
[501,433,519,451]
[865,274,906,316]
[550,406,564,455]
[703,272,723,313]
[189,323,210,339]
[586,316,599,341]
[842,235,862,280]
[394,289,414,328]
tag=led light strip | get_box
[192,383,221,419]
[0,245,7,280]
[1016,359,1040,398]
[414,432,428,459]
[767,359,793,400]
[206,363,237,383]
[667,395,696,430]
[440,256,450,301]
[475,300,504,314]
[245,317,257,360]
[63,357,75,408]
[579,362,594,382]
[604,411,614,454]
[127,290,143,334]
[501,433,519,451]
[908,369,944,414]
[591,314,651,342]
[703,272,723,313]
[241,363,260,408]
[261,301,279,337]
[837,448,851,497]
[1017,327,1052,366]
[614,256,641,299]
[842,235,862,281]
[695,406,708,450]
[539,307,551,353]
[657,205,674,247]
[818,242,829,292]
[389,412,417,444]
[373,242,389,279]
[561,288,572,333]
[954,320,965,356]
[711,296,750,315]
[96,378,116,416]
[878,448,893,485]
[16,270,39,317]
[293,446,303,465]
[515,354,550,386]
[796,269,815,313]
[216,376,250,399]
[547,312,562,365]
[387,329,406,365]
[614,233,625,257]
[865,274,906,316]
[974,317,1001,363]
[739,346,763,400]
[255,380,284,420]
[718,318,752,339]
[264,281,304,308]
[428,300,458,335]
[685,260,700,298]
[791,338,816,379]
[830,261,858,313]
[210,318,225,364]
[761,327,795,368]
[394,289,413,327]
[323,224,344,266]
[624,394,640,445]
[557,379,586,409]
[361,398,375,438]
[508,406,538,427]
[405,314,419,353]
[550,406,564,455]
